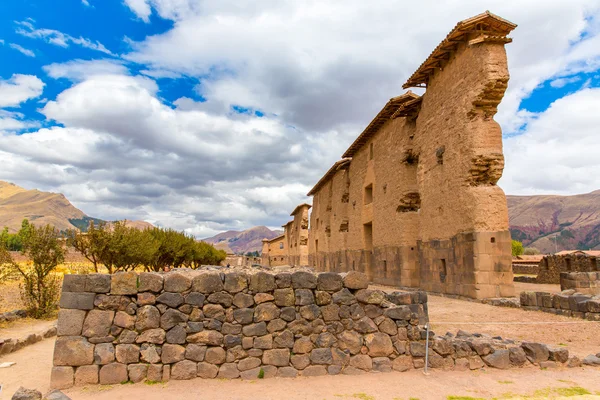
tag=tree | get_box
[145,227,196,272]
[66,221,108,272]
[511,240,524,257]
[0,227,23,251]
[523,247,540,255]
[98,221,158,273]
[14,223,65,318]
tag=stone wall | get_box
[537,254,600,284]
[520,290,600,320]
[512,262,539,275]
[560,272,600,295]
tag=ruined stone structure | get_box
[261,204,311,268]
[560,272,600,295]
[264,11,517,300]
[537,253,600,284]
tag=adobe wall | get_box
[261,236,288,267]
[287,205,311,266]
[537,254,600,284]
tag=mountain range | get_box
[203,226,283,254]
[0,180,152,233]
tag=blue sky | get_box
[1,0,600,236]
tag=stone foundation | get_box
[537,254,600,284]
[560,272,600,295]
[520,290,600,320]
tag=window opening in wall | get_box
[436,146,445,165]
[363,223,373,251]
[490,237,495,243]
[566,258,572,272]
[352,261,355,271]
[439,258,447,283]
[316,218,319,229]
[364,184,373,205]
[369,142,374,160]
[383,260,387,278]
[279,242,283,249]
[315,239,319,254]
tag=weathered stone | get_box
[277,366,298,378]
[57,309,86,336]
[187,330,224,346]
[291,271,317,289]
[147,364,163,382]
[372,357,392,372]
[314,332,336,348]
[567,356,582,368]
[432,338,453,356]
[315,291,332,305]
[469,355,485,370]
[138,272,163,292]
[221,272,247,293]
[127,364,148,383]
[115,344,140,364]
[582,355,600,365]
[159,343,184,363]
[290,354,310,370]
[252,334,272,350]
[355,289,385,305]
[50,367,74,390]
[392,355,413,372]
[184,343,206,362]
[60,292,95,310]
[99,363,127,385]
[94,343,115,365]
[249,271,276,293]
[354,316,378,333]
[136,328,165,344]
[338,330,363,354]
[82,274,111,294]
[377,317,397,336]
[226,345,247,362]
[275,272,292,288]
[253,293,274,304]
[171,360,197,380]
[332,288,355,305]
[252,302,279,322]
[208,291,234,307]
[163,272,192,293]
[310,348,333,365]
[162,365,170,381]
[135,305,160,331]
[482,349,510,369]
[365,332,393,356]
[350,354,372,371]
[197,362,219,378]
[166,325,187,344]
[139,343,161,364]
[113,311,135,330]
[242,322,268,337]
[263,348,290,366]
[383,306,411,320]
[300,304,321,321]
[192,272,224,294]
[160,309,189,330]
[295,289,315,305]
[11,387,42,400]
[509,347,527,366]
[156,292,184,308]
[216,363,240,379]
[409,341,426,357]
[272,288,294,307]
[54,337,94,366]
[184,292,205,307]
[470,339,493,356]
[111,271,138,295]
[280,307,296,322]
[94,294,129,311]
[317,272,343,292]
[521,342,550,364]
[549,347,569,363]
[233,293,254,308]
[203,304,225,320]
[342,271,369,289]
[201,346,225,365]
[266,318,286,333]
[117,329,138,344]
[223,334,242,348]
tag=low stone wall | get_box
[51,269,580,389]
[0,324,57,356]
[520,290,600,320]
[512,263,538,275]
[537,254,599,284]
[560,272,600,295]
[0,309,27,323]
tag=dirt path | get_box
[514,281,562,294]
[0,318,56,339]
[2,338,600,400]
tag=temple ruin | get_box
[263,11,517,299]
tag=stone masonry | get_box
[263,12,517,300]
[537,253,600,284]
[52,270,577,388]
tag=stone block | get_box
[373,357,392,372]
[350,355,372,371]
[192,272,224,294]
[82,310,114,338]
[276,272,292,288]
[84,274,111,293]
[188,330,224,346]
[138,272,163,293]
[56,309,86,336]
[224,272,248,293]
[263,348,290,366]
[147,364,163,382]
[365,332,393,356]
[521,342,549,364]
[140,344,161,364]
[342,271,369,289]
[332,288,355,305]
[277,366,298,378]
[111,272,138,295]
[248,271,276,293]
[316,272,343,292]
[301,365,327,376]
[163,272,192,292]
[99,363,128,385]
[549,347,569,363]
[217,363,240,379]
[310,348,333,365]
[74,365,99,385]
[54,337,94,366]
[509,347,527,366]
[136,328,165,344]
[161,344,185,363]
[273,288,295,307]
[51,366,74,389]
[197,362,219,378]
[115,344,140,364]
[291,271,317,289]
[160,309,189,330]
[94,343,115,365]
[62,274,87,292]
[171,360,197,380]
[60,292,95,310]
[482,349,510,369]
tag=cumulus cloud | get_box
[43,59,129,81]
[9,43,35,57]
[124,0,153,22]
[15,20,113,55]
[0,74,45,107]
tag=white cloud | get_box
[9,43,35,57]
[124,0,152,22]
[550,76,582,88]
[82,0,90,6]
[0,74,45,108]
[15,20,112,55]
[501,87,600,195]
[43,59,129,81]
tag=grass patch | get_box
[144,380,161,385]
[498,381,513,385]
[120,380,134,385]
[493,386,592,399]
[334,394,376,400]
[447,397,485,400]
[257,367,265,379]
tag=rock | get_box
[99,363,127,385]
[147,364,163,382]
[275,272,292,288]
[310,348,333,365]
[350,354,372,371]
[160,309,189,330]
[277,366,298,378]
[184,344,206,362]
[315,291,332,305]
[372,357,392,372]
[315,332,337,348]
[138,272,163,292]
[292,337,314,354]
[184,292,205,307]
[291,271,317,289]
[127,364,148,383]
[383,306,411,320]
[156,292,184,308]
[377,317,398,336]
[354,316,378,334]
[254,302,280,322]
[197,362,219,378]
[521,342,550,364]
[205,347,226,364]
[208,292,234,307]
[482,349,510,369]
[567,356,582,368]
[342,271,369,289]
[222,272,248,293]
[253,334,273,350]
[242,322,268,337]
[291,354,310,370]
[254,293,274,304]
[53,337,94,366]
[187,330,224,346]
[432,338,453,356]
[300,304,321,321]
[273,288,295,307]
[135,305,160,331]
[332,288,355,305]
[232,293,254,308]
[509,347,527,366]
[549,347,569,363]
[166,325,187,344]
[216,363,239,379]
[59,292,95,310]
[140,344,161,364]
[94,343,115,365]
[301,365,327,376]
[263,348,290,366]
[171,360,197,380]
[44,326,57,338]
[111,271,138,295]
[192,272,224,294]
[164,272,192,293]
[50,367,74,390]
[162,365,171,382]
[455,358,469,371]
[582,355,600,365]
[469,355,485,370]
[249,272,276,293]
[365,332,393,357]
[43,389,72,400]
[267,319,286,333]
[115,344,140,364]
[295,289,315,305]
[338,330,363,354]
[355,289,385,305]
[93,294,129,311]
[316,273,343,292]
[320,304,340,321]
[88,335,115,344]
[11,387,42,400]
[56,309,86,336]
[540,361,558,369]
[203,304,225,321]
[280,307,296,322]
[161,344,185,363]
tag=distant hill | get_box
[0,180,152,233]
[507,190,600,253]
[203,226,283,254]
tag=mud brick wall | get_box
[520,291,600,320]
[537,254,600,284]
[512,263,539,275]
[560,272,600,295]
